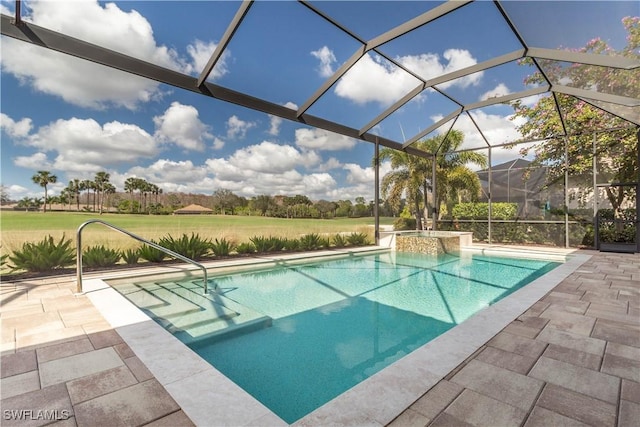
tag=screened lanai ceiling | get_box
[2,0,639,159]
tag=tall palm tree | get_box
[94,171,111,215]
[379,130,487,228]
[425,130,487,219]
[102,183,116,213]
[124,177,138,213]
[378,148,430,228]
[66,179,81,211]
[31,170,57,213]
[139,180,152,213]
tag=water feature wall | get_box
[381,231,473,255]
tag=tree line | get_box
[11,171,397,218]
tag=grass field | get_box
[1,211,393,254]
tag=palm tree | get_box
[379,148,429,228]
[124,177,138,213]
[31,170,57,213]
[379,130,487,228]
[102,183,116,212]
[139,180,150,213]
[426,130,487,219]
[66,179,81,211]
[94,171,111,214]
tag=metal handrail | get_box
[76,219,209,294]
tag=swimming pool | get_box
[114,250,560,423]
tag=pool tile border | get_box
[83,248,591,426]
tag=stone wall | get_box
[396,235,460,255]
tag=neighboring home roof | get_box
[173,204,213,214]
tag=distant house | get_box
[173,204,213,215]
[476,159,547,204]
[475,159,559,216]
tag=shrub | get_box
[235,242,255,254]
[332,233,348,248]
[250,236,286,252]
[299,233,327,251]
[211,238,234,257]
[83,245,121,268]
[250,236,271,252]
[393,217,416,230]
[137,243,166,263]
[346,232,370,246]
[9,235,76,272]
[452,202,517,220]
[122,248,140,265]
[268,236,287,252]
[159,233,211,260]
[283,238,300,251]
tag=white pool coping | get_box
[82,246,593,426]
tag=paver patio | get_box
[1,250,638,426]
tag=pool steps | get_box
[116,281,273,344]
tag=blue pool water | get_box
[122,251,560,423]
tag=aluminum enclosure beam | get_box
[197,0,253,87]
[552,85,640,107]
[464,86,550,111]
[402,108,462,149]
[297,0,471,120]
[527,47,640,70]
[0,15,430,160]
[367,1,472,49]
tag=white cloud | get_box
[343,163,373,184]
[14,152,52,170]
[481,83,511,101]
[184,39,229,80]
[334,49,482,106]
[204,156,337,199]
[520,93,545,108]
[227,141,319,173]
[313,161,392,202]
[0,114,33,138]
[127,159,209,186]
[0,0,198,109]
[301,173,338,196]
[268,116,282,136]
[212,137,226,150]
[1,42,163,109]
[311,46,337,78]
[295,128,357,151]
[428,110,526,165]
[466,110,522,147]
[226,115,256,139]
[335,53,421,106]
[23,117,158,174]
[153,102,212,151]
[317,157,343,172]
[344,162,391,184]
[399,49,482,89]
[113,161,215,194]
[268,102,298,136]
[4,184,31,201]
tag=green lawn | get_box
[1,210,393,253]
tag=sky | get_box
[1,0,636,203]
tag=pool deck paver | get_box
[389,251,639,427]
[1,249,638,426]
[1,274,194,427]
